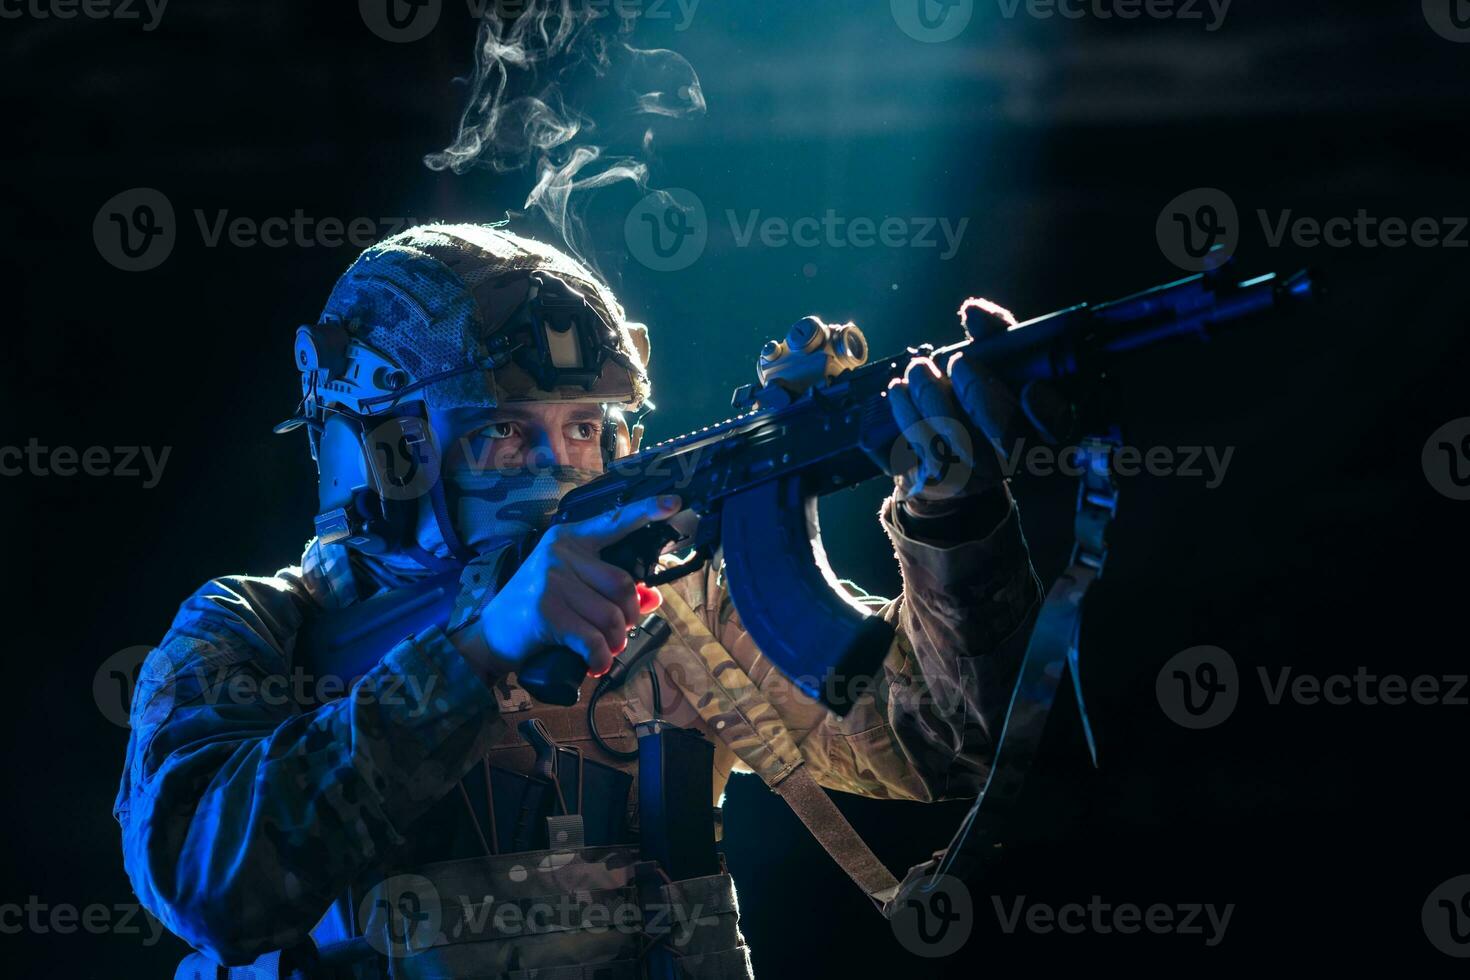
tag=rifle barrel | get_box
[959,267,1319,385]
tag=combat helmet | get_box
[278,223,652,561]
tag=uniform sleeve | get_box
[712,487,1043,803]
[113,569,504,966]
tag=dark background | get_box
[4,0,1469,975]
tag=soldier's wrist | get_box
[895,482,1012,542]
[447,619,503,688]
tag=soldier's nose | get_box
[526,443,560,471]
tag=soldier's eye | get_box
[567,422,600,442]
[478,422,517,440]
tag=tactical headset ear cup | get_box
[600,420,617,467]
[599,409,639,467]
[313,410,435,554]
[600,411,625,467]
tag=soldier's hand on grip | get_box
[471,495,679,680]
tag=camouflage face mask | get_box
[446,464,600,554]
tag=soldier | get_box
[114,223,1043,978]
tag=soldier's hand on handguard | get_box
[456,495,679,683]
[885,297,1067,520]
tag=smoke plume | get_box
[424,0,705,269]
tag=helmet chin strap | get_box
[426,472,477,565]
[374,475,475,577]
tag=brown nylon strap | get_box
[654,581,901,907]
[484,697,628,748]
[771,765,901,906]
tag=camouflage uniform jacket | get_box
[114,490,1042,966]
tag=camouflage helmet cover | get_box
[318,223,651,410]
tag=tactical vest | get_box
[176,543,904,980]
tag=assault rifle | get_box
[515,260,1320,709]
[298,260,1317,710]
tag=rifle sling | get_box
[653,433,1118,918]
[878,435,1115,916]
[770,765,901,906]
[653,584,902,908]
